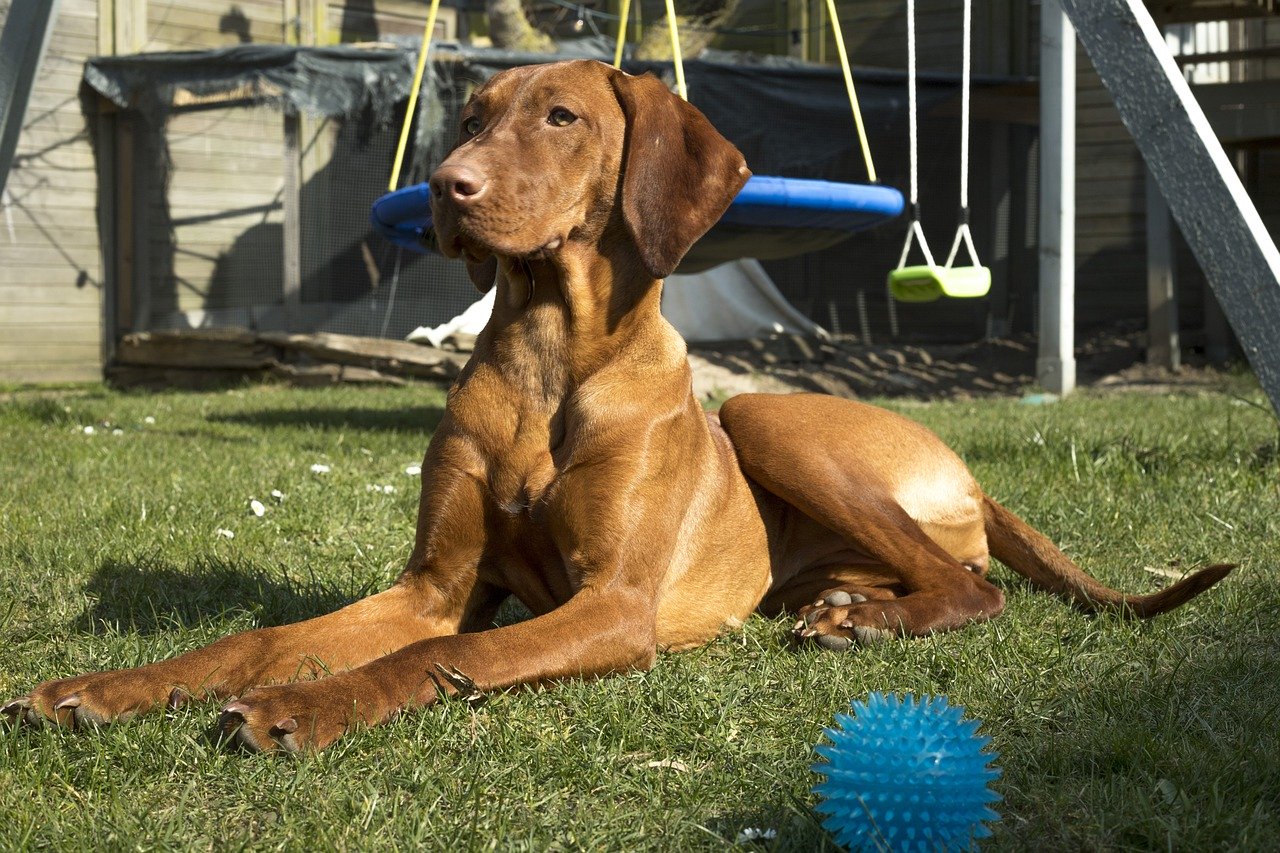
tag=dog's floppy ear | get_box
[610,71,751,279]
[466,256,497,293]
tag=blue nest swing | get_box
[370,175,904,256]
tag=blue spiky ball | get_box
[812,693,1002,852]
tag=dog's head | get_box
[430,60,751,291]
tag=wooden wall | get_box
[0,0,105,382]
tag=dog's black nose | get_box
[430,165,487,206]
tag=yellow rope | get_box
[389,0,443,192]
[824,0,876,183]
[663,0,688,100]
[613,0,632,68]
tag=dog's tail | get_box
[982,494,1233,617]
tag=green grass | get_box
[1,381,1277,850]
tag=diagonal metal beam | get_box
[0,0,62,197]
[1059,0,1280,415]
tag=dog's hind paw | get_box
[792,591,895,651]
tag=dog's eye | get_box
[548,107,577,127]
[462,116,481,136]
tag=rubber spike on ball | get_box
[812,692,1002,852]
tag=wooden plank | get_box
[111,329,464,382]
[0,303,102,324]
[0,245,103,267]
[0,274,103,294]
[167,139,288,161]
[6,173,97,215]
[257,331,462,379]
[116,329,280,368]
[0,323,101,345]
[8,108,92,137]
[0,340,102,359]
[0,362,102,383]
[0,205,102,235]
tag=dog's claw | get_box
[167,688,189,710]
[53,694,80,711]
[218,702,247,733]
[433,663,486,704]
[824,591,854,607]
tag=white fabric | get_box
[405,259,825,347]
[406,287,495,348]
[662,259,827,342]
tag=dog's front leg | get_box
[217,585,659,752]
[4,456,496,729]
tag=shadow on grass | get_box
[995,582,1280,848]
[208,405,446,434]
[77,557,367,635]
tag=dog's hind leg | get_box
[720,393,1005,647]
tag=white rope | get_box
[906,0,918,207]
[946,0,982,268]
[895,0,938,270]
[959,0,971,211]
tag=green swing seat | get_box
[888,263,991,303]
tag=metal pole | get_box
[1037,0,1076,396]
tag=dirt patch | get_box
[688,323,1244,403]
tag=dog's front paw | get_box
[217,680,371,754]
[792,591,896,651]
[3,671,176,729]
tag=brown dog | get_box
[4,60,1232,751]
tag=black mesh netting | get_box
[85,41,1037,342]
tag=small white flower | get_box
[249,499,266,517]
[215,528,235,539]
[310,463,331,474]
[270,489,285,502]
[82,425,95,435]
[383,484,396,494]
[112,428,124,436]
[735,828,777,843]
[144,416,156,425]
[404,464,422,476]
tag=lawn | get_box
[1,381,1277,850]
